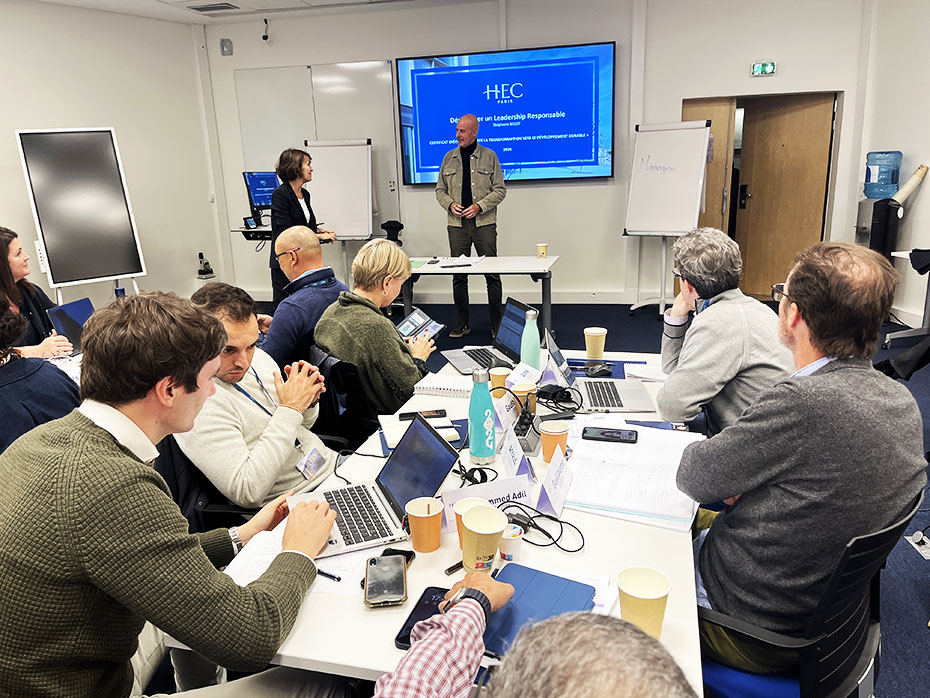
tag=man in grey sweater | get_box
[658,227,794,434]
[677,242,927,673]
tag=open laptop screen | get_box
[493,298,535,361]
[377,416,459,521]
[545,330,575,386]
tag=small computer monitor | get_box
[242,172,279,220]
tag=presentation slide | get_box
[396,42,615,185]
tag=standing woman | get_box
[0,227,72,358]
[269,148,337,308]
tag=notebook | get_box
[46,297,95,354]
[545,331,654,413]
[442,297,534,374]
[294,415,459,559]
[413,373,472,398]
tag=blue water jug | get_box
[468,369,496,465]
[864,151,902,199]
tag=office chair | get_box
[380,220,404,247]
[700,490,924,698]
[308,345,379,450]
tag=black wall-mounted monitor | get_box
[396,41,615,186]
[243,171,279,221]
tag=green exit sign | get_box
[751,61,777,76]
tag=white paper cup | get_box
[498,524,524,561]
[453,497,491,549]
[536,242,548,259]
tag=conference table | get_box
[402,256,559,333]
[263,350,704,696]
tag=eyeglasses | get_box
[274,247,300,260]
[672,268,682,279]
[771,283,791,303]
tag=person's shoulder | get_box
[271,182,291,201]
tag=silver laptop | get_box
[545,331,655,413]
[442,297,533,374]
[298,415,460,559]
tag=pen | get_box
[445,560,464,575]
[316,568,342,582]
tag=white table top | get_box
[410,255,559,275]
[269,351,703,695]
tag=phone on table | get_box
[242,217,257,229]
[399,409,447,421]
[581,427,638,444]
[363,555,408,608]
[394,586,449,649]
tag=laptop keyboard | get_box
[324,485,392,546]
[463,347,496,368]
[585,380,623,409]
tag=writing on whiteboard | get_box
[640,155,677,174]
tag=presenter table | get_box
[885,250,930,347]
[403,256,559,333]
[260,352,703,695]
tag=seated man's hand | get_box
[275,361,326,412]
[281,500,337,558]
[238,490,293,545]
[669,289,696,318]
[444,570,515,613]
[256,313,273,334]
[408,332,435,361]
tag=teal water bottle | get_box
[469,369,496,465]
[520,309,541,370]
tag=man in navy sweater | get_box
[264,226,348,369]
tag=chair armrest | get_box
[317,433,351,452]
[698,607,820,651]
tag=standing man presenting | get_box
[436,114,507,336]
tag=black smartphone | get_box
[394,586,449,649]
[363,555,407,608]
[581,427,638,444]
[398,409,447,421]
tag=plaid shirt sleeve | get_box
[373,599,486,698]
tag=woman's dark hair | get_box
[0,227,33,305]
[0,298,28,362]
[275,148,311,183]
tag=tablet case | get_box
[483,564,596,658]
[378,418,468,456]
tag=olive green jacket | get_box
[435,143,507,227]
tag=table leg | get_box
[541,273,552,334]
[402,275,417,316]
[341,241,350,286]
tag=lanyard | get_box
[232,368,302,450]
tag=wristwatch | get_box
[443,587,491,624]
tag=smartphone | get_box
[394,586,449,649]
[581,427,638,444]
[399,409,447,421]
[243,217,257,229]
[363,555,408,608]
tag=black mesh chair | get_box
[700,490,924,698]
[380,220,404,246]
[308,345,379,450]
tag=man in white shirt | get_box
[176,282,336,508]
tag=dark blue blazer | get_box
[14,282,55,347]
[269,183,317,270]
[0,357,80,453]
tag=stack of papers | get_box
[378,414,460,449]
[623,364,670,382]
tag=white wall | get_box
[0,1,218,310]
[861,0,930,326]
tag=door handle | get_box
[739,184,751,209]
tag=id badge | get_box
[295,448,326,479]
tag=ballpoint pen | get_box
[316,568,342,582]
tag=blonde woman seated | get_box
[315,239,435,414]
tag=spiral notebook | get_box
[413,373,473,398]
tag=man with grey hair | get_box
[657,227,793,434]
[373,571,696,697]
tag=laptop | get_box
[46,297,95,355]
[300,415,460,559]
[545,330,655,413]
[442,297,534,374]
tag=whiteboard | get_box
[624,121,710,236]
[303,140,372,240]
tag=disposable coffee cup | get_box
[616,566,671,639]
[536,242,548,259]
[512,382,537,414]
[405,497,443,553]
[490,367,511,396]
[584,327,608,360]
[453,497,491,549]
[498,524,524,561]
[540,420,570,464]
[462,505,508,573]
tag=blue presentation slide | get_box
[397,43,614,185]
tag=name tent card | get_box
[537,446,572,517]
[440,476,533,530]
[506,362,542,388]
[500,425,536,481]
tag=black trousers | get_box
[448,220,502,328]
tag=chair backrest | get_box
[153,434,229,534]
[380,220,404,246]
[308,345,379,450]
[799,490,925,696]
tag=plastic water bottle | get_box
[520,309,541,370]
[468,369,496,465]
[864,151,902,199]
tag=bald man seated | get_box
[263,226,348,369]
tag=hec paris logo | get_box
[484,83,524,102]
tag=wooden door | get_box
[681,97,736,233]
[734,93,835,297]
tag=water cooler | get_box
[855,198,903,260]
